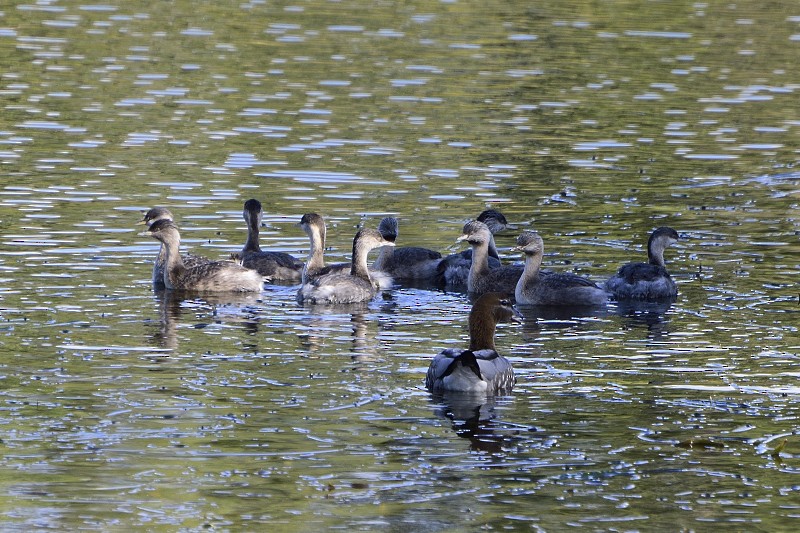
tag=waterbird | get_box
[606,226,680,300]
[240,199,304,282]
[512,231,608,306]
[437,209,508,288]
[141,219,263,292]
[425,292,520,394]
[297,227,395,304]
[372,216,442,281]
[139,207,213,289]
[298,213,393,289]
[457,220,524,296]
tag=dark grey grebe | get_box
[513,231,608,306]
[297,227,395,304]
[425,292,520,394]
[298,213,393,289]
[240,199,304,281]
[140,207,212,289]
[437,209,507,287]
[606,226,679,300]
[457,220,524,296]
[373,217,442,280]
[141,219,263,292]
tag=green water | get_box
[1,0,799,530]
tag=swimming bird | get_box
[457,220,524,296]
[139,207,212,289]
[240,199,304,281]
[437,209,508,287]
[513,231,608,306]
[298,212,334,283]
[372,217,442,280]
[297,227,395,304]
[141,219,264,292]
[606,226,680,300]
[425,292,520,394]
[298,213,393,289]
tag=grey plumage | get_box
[240,199,303,281]
[299,213,393,289]
[140,207,213,289]
[437,209,508,288]
[373,217,442,280]
[606,227,679,300]
[141,219,264,292]
[297,227,395,304]
[513,231,608,306]
[458,220,523,296]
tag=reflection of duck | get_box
[297,228,394,304]
[606,227,679,300]
[513,231,608,306]
[240,199,303,281]
[141,220,264,292]
[437,209,507,288]
[432,392,505,454]
[425,292,520,394]
[373,217,442,280]
[457,221,523,296]
[139,207,211,289]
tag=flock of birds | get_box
[139,200,681,397]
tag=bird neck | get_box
[468,239,492,277]
[305,224,326,272]
[487,236,501,260]
[647,239,667,268]
[468,305,497,351]
[520,251,543,283]
[160,237,186,287]
[243,216,262,253]
[350,238,372,280]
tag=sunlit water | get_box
[1,0,799,530]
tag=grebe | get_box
[141,219,263,292]
[513,231,608,306]
[606,227,679,300]
[297,227,395,304]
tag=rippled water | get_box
[1,0,800,530]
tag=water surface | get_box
[1,0,800,530]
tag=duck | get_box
[457,220,524,296]
[240,199,304,281]
[372,217,442,280]
[297,227,395,304]
[139,207,212,289]
[141,219,264,292]
[513,231,608,306]
[298,213,393,289]
[437,209,508,287]
[606,226,680,300]
[425,292,520,394]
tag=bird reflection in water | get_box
[296,302,382,362]
[149,290,262,350]
[430,391,540,455]
[614,297,675,341]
